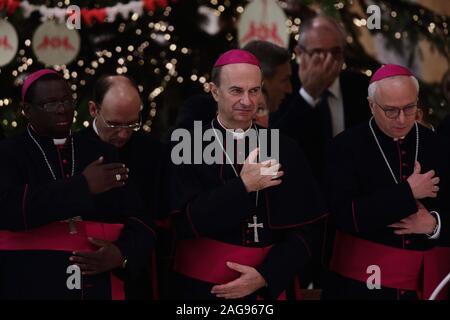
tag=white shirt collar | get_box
[327,77,341,100]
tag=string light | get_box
[1,2,181,133]
[335,2,344,9]
[2,1,448,134]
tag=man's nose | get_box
[397,109,406,123]
[55,103,66,114]
[117,128,129,138]
[240,92,251,106]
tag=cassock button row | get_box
[63,159,68,165]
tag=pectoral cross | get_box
[66,216,82,234]
[248,215,263,243]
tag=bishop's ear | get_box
[367,98,375,114]
[88,101,98,118]
[21,102,30,119]
[209,82,220,102]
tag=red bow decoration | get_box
[81,8,107,26]
[0,0,20,15]
[143,0,169,12]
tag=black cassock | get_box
[0,128,155,299]
[78,127,169,299]
[169,118,327,300]
[323,120,450,300]
[78,127,167,221]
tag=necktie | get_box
[317,90,333,141]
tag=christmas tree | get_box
[0,0,448,138]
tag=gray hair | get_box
[368,75,420,100]
[298,15,346,49]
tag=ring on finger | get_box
[115,174,121,182]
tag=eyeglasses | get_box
[298,45,343,60]
[33,99,76,113]
[98,112,142,131]
[373,99,418,119]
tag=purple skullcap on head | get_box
[21,69,59,102]
[213,49,260,68]
[370,64,414,84]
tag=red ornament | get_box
[0,0,20,15]
[81,8,107,26]
[143,0,168,12]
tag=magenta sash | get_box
[330,231,450,300]
[174,237,289,299]
[0,220,125,300]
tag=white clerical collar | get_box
[216,116,252,140]
[92,118,100,136]
[29,124,68,145]
[53,138,67,145]
[372,119,409,141]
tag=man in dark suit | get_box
[273,15,372,290]
[274,15,371,185]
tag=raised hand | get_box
[82,156,129,194]
[240,148,284,193]
[407,161,439,199]
[299,51,341,100]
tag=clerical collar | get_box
[92,118,100,136]
[371,119,415,143]
[53,138,67,145]
[216,116,253,140]
[29,125,68,146]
